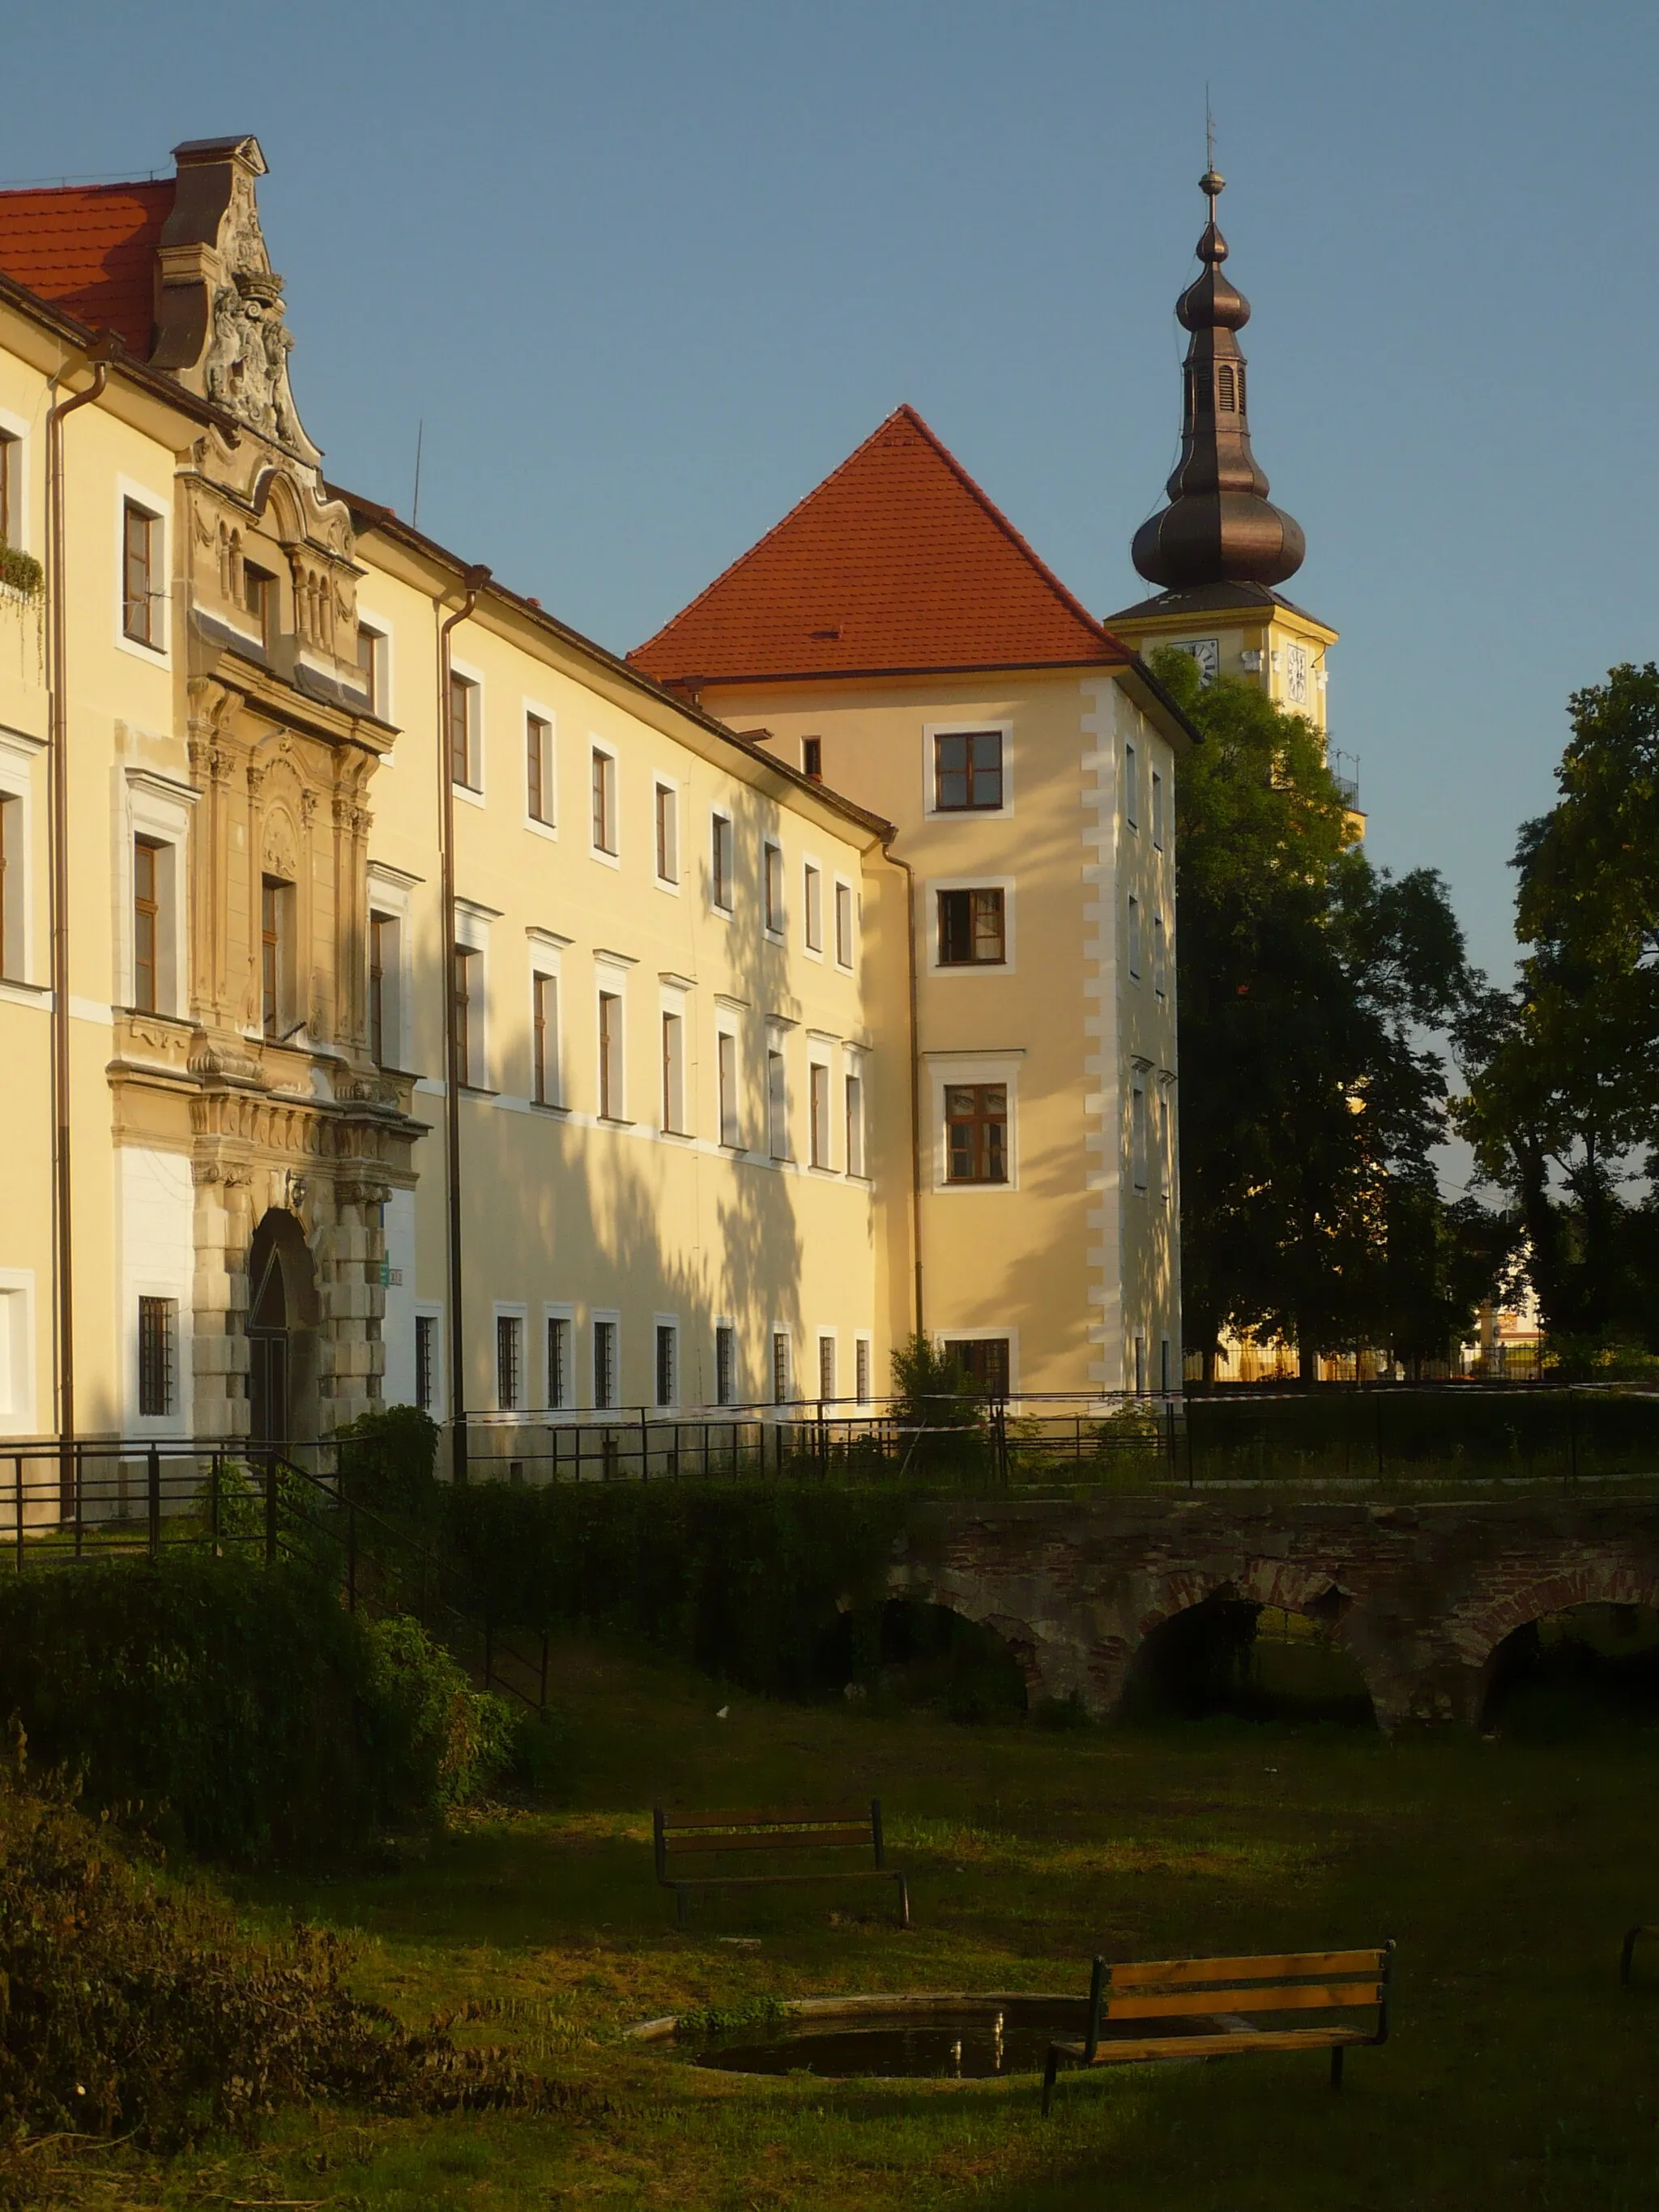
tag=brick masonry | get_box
[888,1494,1659,1728]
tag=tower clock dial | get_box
[1286,643,1308,705]
[1175,637,1220,685]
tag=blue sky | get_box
[9,0,1656,981]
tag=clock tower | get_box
[1107,165,1346,790]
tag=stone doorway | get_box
[245,1208,321,1445]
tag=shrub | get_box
[437,1483,909,1698]
[0,1561,508,1862]
[0,1759,568,2159]
[334,1403,440,1518]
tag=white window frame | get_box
[523,698,557,837]
[0,729,42,993]
[413,1299,444,1417]
[543,1302,576,1413]
[926,874,1016,977]
[854,1334,873,1405]
[355,609,393,725]
[770,1324,793,1406]
[653,1313,680,1410]
[452,899,496,1089]
[843,1053,867,1179]
[659,982,689,1136]
[590,741,620,865]
[591,1307,621,1410]
[923,718,1013,822]
[833,875,856,971]
[493,1302,528,1413]
[1127,892,1142,982]
[0,405,32,556]
[1151,765,1165,851]
[595,955,630,1121]
[766,1026,791,1161]
[716,1020,741,1148]
[762,838,786,938]
[807,1043,834,1170]
[119,769,197,1016]
[448,656,485,803]
[926,1048,1022,1194]
[1124,739,1139,831]
[366,861,417,1072]
[709,808,736,917]
[934,1324,1020,1399]
[652,776,681,892]
[801,858,824,957]
[0,1266,37,1435]
[713,1315,739,1408]
[114,477,170,664]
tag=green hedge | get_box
[0,1559,505,1863]
[437,1482,911,1695]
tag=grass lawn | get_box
[70,1634,1659,2211]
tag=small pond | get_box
[675,1995,1218,2080]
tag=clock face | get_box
[1286,643,1308,705]
[1176,637,1220,686]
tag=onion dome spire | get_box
[1131,167,1306,590]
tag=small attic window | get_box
[1217,364,1237,413]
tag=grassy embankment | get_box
[52,1635,1659,2212]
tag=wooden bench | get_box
[1042,1943,1395,2114]
[1621,1925,1658,1984]
[653,1801,910,1928]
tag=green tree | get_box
[1455,663,1659,1350]
[1158,648,1491,1379]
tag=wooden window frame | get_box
[449,672,478,791]
[932,728,1004,812]
[661,1008,685,1133]
[591,747,617,856]
[134,836,162,1014]
[945,1083,1008,1186]
[526,712,554,825]
[803,863,823,953]
[598,988,624,1119]
[763,841,784,935]
[532,971,558,1105]
[936,886,1006,966]
[834,879,854,969]
[710,812,734,913]
[122,500,161,649]
[717,1029,740,1146]
[808,1061,830,1168]
[654,781,679,886]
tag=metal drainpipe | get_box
[881,839,924,1340]
[437,565,490,1485]
[45,342,112,1512]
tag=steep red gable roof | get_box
[631,404,1130,685]
[0,180,173,357]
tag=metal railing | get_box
[0,1437,551,1711]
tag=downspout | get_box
[436,565,489,1484]
[45,341,111,1503]
[881,839,924,1340]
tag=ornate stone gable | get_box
[153,136,321,467]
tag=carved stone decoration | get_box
[204,270,300,445]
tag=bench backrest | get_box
[1082,1944,1395,2060]
[654,1800,886,1879]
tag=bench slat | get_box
[658,1806,872,1831]
[663,1826,874,1856]
[1060,2026,1371,2067]
[1108,1950,1384,1989]
[1108,1980,1381,2022]
[668,1869,902,1889]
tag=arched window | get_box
[1217,363,1237,413]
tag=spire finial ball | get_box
[1201,167,1225,199]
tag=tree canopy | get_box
[1158,647,1490,1377]
[1454,663,1659,1353]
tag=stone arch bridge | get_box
[887,1494,1659,1729]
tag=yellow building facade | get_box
[0,134,1201,1452]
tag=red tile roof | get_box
[0,181,172,357]
[631,404,1129,685]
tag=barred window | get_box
[593,1319,617,1410]
[497,1314,522,1411]
[715,1323,736,1407]
[138,1297,175,1417]
[771,1330,791,1406]
[655,1323,676,1409]
[547,1315,570,1409]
